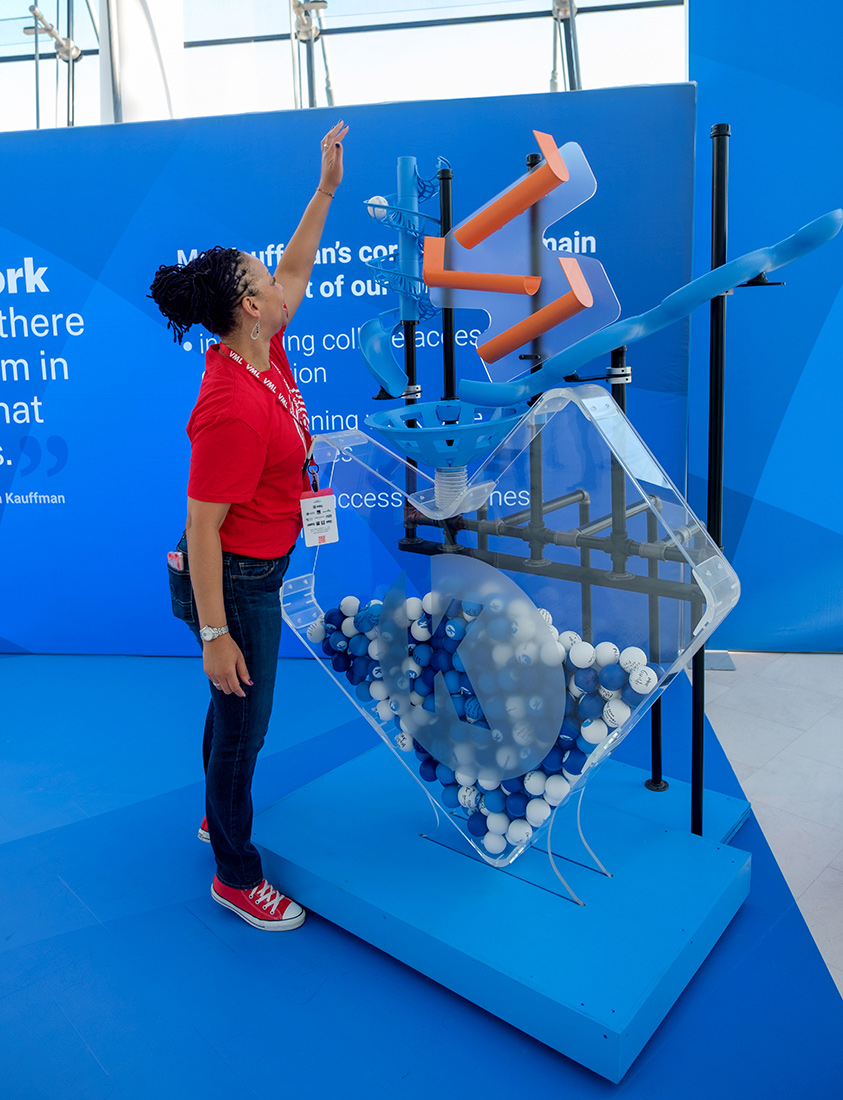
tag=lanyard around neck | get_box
[217,343,310,450]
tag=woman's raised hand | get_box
[319,120,348,193]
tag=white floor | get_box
[700,651,843,996]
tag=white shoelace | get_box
[249,880,283,914]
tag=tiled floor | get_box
[699,651,843,995]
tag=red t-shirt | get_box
[186,331,311,558]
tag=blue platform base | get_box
[255,740,751,1083]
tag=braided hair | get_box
[148,246,259,344]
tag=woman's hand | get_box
[319,120,348,194]
[203,632,252,698]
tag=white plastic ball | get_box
[603,699,631,728]
[366,195,388,220]
[512,720,533,746]
[369,681,389,702]
[421,592,435,615]
[306,621,326,643]
[543,774,571,806]
[548,625,559,641]
[496,745,519,770]
[394,731,414,752]
[340,596,360,617]
[476,769,500,792]
[569,641,596,669]
[540,641,563,667]
[403,656,422,676]
[598,686,621,702]
[367,639,380,660]
[483,832,507,856]
[506,819,533,846]
[454,769,477,787]
[492,644,512,668]
[526,798,551,827]
[556,641,568,663]
[409,691,424,707]
[453,744,475,765]
[558,630,582,649]
[523,770,547,796]
[410,620,431,642]
[491,728,504,743]
[458,785,481,810]
[619,646,648,673]
[375,699,392,721]
[580,717,609,744]
[405,597,423,621]
[515,641,539,666]
[341,616,359,638]
[594,641,620,667]
[628,665,659,694]
[505,695,526,720]
[487,596,505,615]
[486,812,510,836]
[538,607,553,626]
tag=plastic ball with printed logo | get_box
[353,601,382,634]
[594,641,620,667]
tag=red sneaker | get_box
[198,816,210,843]
[211,875,306,931]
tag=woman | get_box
[151,120,348,931]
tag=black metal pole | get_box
[645,509,668,792]
[438,167,457,401]
[689,123,730,837]
[708,123,730,552]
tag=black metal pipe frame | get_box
[526,152,547,569]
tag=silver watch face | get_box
[200,626,226,642]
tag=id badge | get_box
[300,488,339,547]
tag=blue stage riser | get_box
[255,741,751,1082]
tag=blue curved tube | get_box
[459,209,843,407]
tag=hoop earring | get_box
[250,320,260,340]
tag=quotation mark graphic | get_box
[18,435,69,476]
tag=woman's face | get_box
[242,254,289,333]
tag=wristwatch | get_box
[199,625,230,642]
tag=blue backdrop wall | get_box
[689,0,843,651]
[0,86,696,656]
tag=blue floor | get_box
[1,655,842,1098]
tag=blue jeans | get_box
[168,533,291,889]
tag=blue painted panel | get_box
[689,0,843,649]
[0,86,695,655]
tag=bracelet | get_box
[317,186,334,199]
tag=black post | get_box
[526,152,547,568]
[438,167,457,401]
[708,123,730,552]
[689,123,730,837]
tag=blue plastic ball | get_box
[599,663,628,691]
[482,789,506,813]
[355,680,371,702]
[324,608,344,630]
[445,619,466,642]
[451,650,466,673]
[450,694,466,719]
[422,695,436,713]
[419,757,439,782]
[413,643,433,667]
[436,763,456,786]
[329,632,349,653]
[441,783,460,808]
[431,649,453,673]
[467,812,489,837]
[506,792,528,818]
[464,696,484,723]
[541,745,564,773]
[331,652,350,673]
[574,668,600,693]
[562,748,587,777]
[443,669,461,694]
[353,602,381,633]
[349,633,370,657]
[578,693,605,720]
[321,638,334,657]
